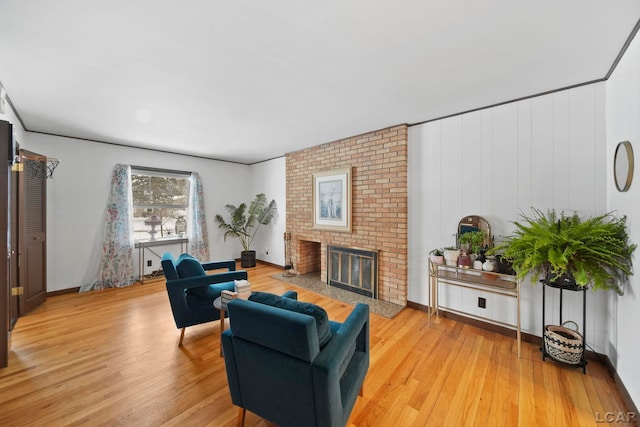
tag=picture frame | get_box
[312,168,352,232]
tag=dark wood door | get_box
[9,145,19,328]
[19,152,47,315]
[0,121,10,368]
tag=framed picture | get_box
[313,168,352,232]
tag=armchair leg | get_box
[359,384,364,397]
[236,408,246,427]
[178,327,185,346]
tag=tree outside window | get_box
[131,171,190,241]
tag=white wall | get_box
[23,133,250,291]
[606,29,640,407]
[249,157,286,267]
[408,83,611,352]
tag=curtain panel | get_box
[187,172,210,261]
[80,164,136,292]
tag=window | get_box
[131,168,190,241]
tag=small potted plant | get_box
[429,248,445,265]
[443,246,460,267]
[495,208,636,294]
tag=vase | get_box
[482,256,496,272]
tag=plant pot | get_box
[443,249,460,267]
[240,250,256,268]
[458,254,471,268]
[543,271,582,291]
[430,255,445,265]
[495,255,515,275]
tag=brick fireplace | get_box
[286,125,408,306]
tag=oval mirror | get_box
[457,215,492,250]
[614,141,634,192]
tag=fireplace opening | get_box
[327,245,378,298]
[296,240,321,275]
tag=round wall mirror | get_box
[614,141,634,192]
[457,215,492,249]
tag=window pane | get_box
[131,171,190,240]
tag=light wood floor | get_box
[0,263,633,426]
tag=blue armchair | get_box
[222,293,370,427]
[161,252,248,346]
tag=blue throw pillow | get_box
[249,291,332,347]
[175,254,208,297]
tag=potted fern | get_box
[213,193,277,268]
[495,208,636,295]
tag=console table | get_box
[428,262,521,357]
[135,237,188,283]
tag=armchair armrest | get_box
[166,270,248,291]
[313,303,369,371]
[311,303,369,427]
[201,260,236,272]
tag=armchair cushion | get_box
[249,291,332,347]
[175,254,208,296]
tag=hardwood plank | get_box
[0,263,632,426]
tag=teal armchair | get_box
[221,292,369,427]
[161,252,247,345]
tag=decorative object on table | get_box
[429,248,445,265]
[473,259,483,270]
[221,290,238,306]
[458,252,471,268]
[213,193,278,268]
[457,215,492,249]
[175,215,187,236]
[482,256,496,272]
[494,208,636,294]
[443,247,460,267]
[495,254,515,275]
[543,320,584,366]
[312,168,352,232]
[613,140,634,192]
[144,214,162,240]
[458,229,487,258]
[234,279,252,299]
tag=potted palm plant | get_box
[213,193,277,268]
[495,208,636,295]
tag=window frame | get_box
[130,166,192,242]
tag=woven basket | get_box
[544,321,584,365]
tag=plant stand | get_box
[541,280,587,374]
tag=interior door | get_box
[9,144,19,327]
[0,120,10,368]
[19,152,47,314]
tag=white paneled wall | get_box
[408,83,610,351]
[605,25,640,407]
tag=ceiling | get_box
[1,1,639,164]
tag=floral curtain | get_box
[187,172,210,261]
[80,164,136,292]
